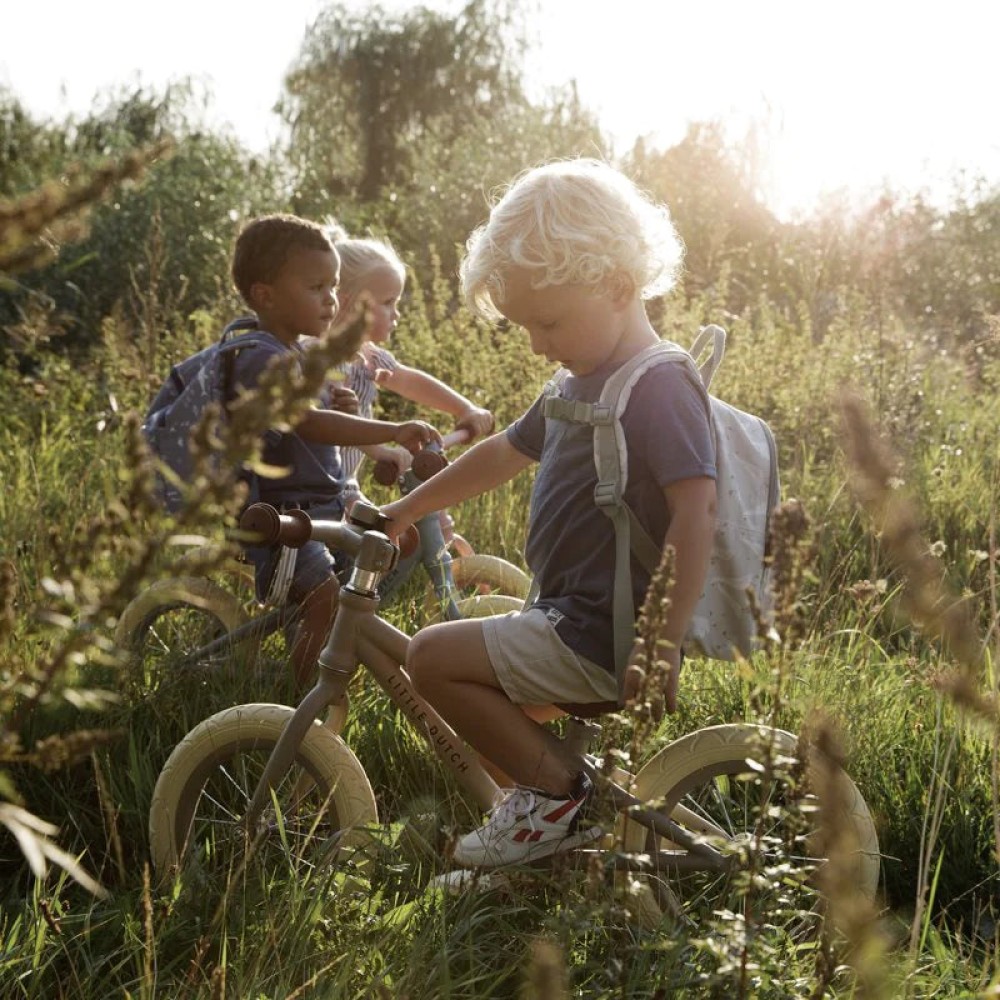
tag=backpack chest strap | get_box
[541,395,613,426]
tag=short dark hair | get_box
[231,214,334,303]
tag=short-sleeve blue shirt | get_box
[508,355,716,672]
[229,330,344,509]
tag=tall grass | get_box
[3,234,1000,995]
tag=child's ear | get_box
[607,269,635,306]
[248,281,272,311]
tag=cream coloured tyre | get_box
[448,532,475,559]
[615,723,880,929]
[116,576,251,678]
[173,550,256,590]
[423,554,531,621]
[149,703,378,883]
[452,594,526,619]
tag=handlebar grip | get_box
[442,428,473,449]
[239,503,313,548]
[398,524,420,559]
[373,428,472,486]
[411,449,448,481]
[372,459,400,486]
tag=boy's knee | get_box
[407,624,447,694]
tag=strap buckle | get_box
[542,397,614,425]
[594,480,622,509]
[589,403,613,425]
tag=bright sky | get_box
[4,0,999,220]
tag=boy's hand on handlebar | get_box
[329,385,360,415]
[379,498,415,544]
[455,405,494,440]
[371,445,413,476]
[393,420,441,454]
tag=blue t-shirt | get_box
[508,355,716,672]
[229,329,344,509]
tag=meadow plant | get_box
[0,154,367,898]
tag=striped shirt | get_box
[338,344,399,485]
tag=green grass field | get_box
[1,284,999,999]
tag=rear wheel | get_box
[616,724,880,930]
[116,577,251,682]
[149,703,378,884]
[452,594,525,619]
[423,554,530,621]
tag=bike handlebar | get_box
[373,428,473,487]
[239,501,419,559]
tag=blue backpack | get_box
[142,317,277,513]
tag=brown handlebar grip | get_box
[411,449,448,481]
[239,503,313,548]
[398,524,420,560]
[373,459,399,486]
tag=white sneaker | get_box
[430,868,511,895]
[451,776,601,869]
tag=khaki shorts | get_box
[482,607,618,706]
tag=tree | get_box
[279,0,529,212]
[0,90,73,198]
[1,86,284,349]
[624,122,782,316]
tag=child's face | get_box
[252,247,340,341]
[355,264,404,345]
[497,268,629,376]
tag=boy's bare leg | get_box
[407,619,578,796]
[290,578,339,689]
[479,704,565,787]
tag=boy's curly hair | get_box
[460,158,685,321]
[231,214,335,304]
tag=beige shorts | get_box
[482,607,618,706]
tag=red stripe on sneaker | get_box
[513,829,532,843]
[529,830,544,842]
[543,797,583,823]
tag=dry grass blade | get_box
[0,802,107,897]
[839,389,994,721]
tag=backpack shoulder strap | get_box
[216,326,280,406]
[220,315,261,343]
[539,341,699,699]
[591,341,696,694]
[688,324,726,390]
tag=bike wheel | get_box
[116,576,250,678]
[423,554,530,621]
[453,594,526,619]
[149,703,378,884]
[616,723,880,929]
[450,554,531,599]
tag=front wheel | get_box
[616,723,880,930]
[149,703,378,884]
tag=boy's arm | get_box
[630,476,717,712]
[295,407,439,453]
[381,432,531,540]
[379,364,494,438]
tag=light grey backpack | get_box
[541,325,780,700]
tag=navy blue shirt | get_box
[508,355,715,672]
[229,330,344,509]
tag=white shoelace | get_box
[488,787,539,831]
